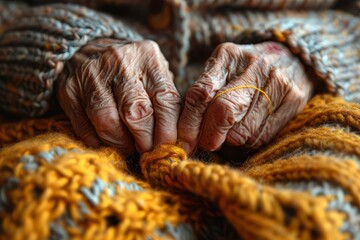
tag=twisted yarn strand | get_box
[140,145,345,239]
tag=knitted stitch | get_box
[184,0,338,9]
[0,1,29,25]
[0,133,198,240]
[0,3,360,237]
[235,11,360,102]
[243,94,360,169]
[1,94,360,239]
[27,0,150,8]
[148,4,360,100]
[1,2,358,108]
[0,3,142,117]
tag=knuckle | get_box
[217,42,238,52]
[153,86,181,105]
[211,97,237,126]
[138,40,162,58]
[87,90,113,109]
[185,82,215,111]
[213,42,240,59]
[141,40,160,50]
[122,99,154,124]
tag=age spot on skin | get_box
[264,43,283,53]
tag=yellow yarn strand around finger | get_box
[214,85,273,114]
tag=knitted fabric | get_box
[183,0,338,9]
[1,94,360,239]
[0,3,142,117]
[26,0,150,8]
[148,2,360,99]
[0,2,29,25]
[1,2,358,111]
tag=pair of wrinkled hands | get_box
[57,38,314,156]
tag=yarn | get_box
[140,144,346,239]
[149,4,360,103]
[213,85,273,114]
[1,2,359,116]
[0,1,359,238]
[1,94,360,238]
[0,4,142,117]
[184,0,337,10]
[0,134,196,240]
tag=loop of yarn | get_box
[214,85,274,114]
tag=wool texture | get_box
[1,94,360,239]
[148,1,360,98]
[0,2,359,238]
[0,3,142,117]
[1,2,358,107]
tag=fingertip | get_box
[198,137,223,152]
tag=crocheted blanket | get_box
[1,93,360,239]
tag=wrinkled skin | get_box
[178,42,315,154]
[56,38,181,156]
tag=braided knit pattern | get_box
[140,145,346,239]
[0,3,142,117]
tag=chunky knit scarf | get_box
[1,94,360,239]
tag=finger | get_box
[56,79,102,148]
[84,79,135,156]
[197,62,259,152]
[226,68,292,146]
[144,41,181,146]
[245,75,309,149]
[115,73,155,154]
[178,45,237,154]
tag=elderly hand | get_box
[56,38,181,156]
[178,42,315,154]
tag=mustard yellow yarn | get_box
[0,134,192,240]
[214,85,274,114]
[1,94,360,239]
[141,144,349,239]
